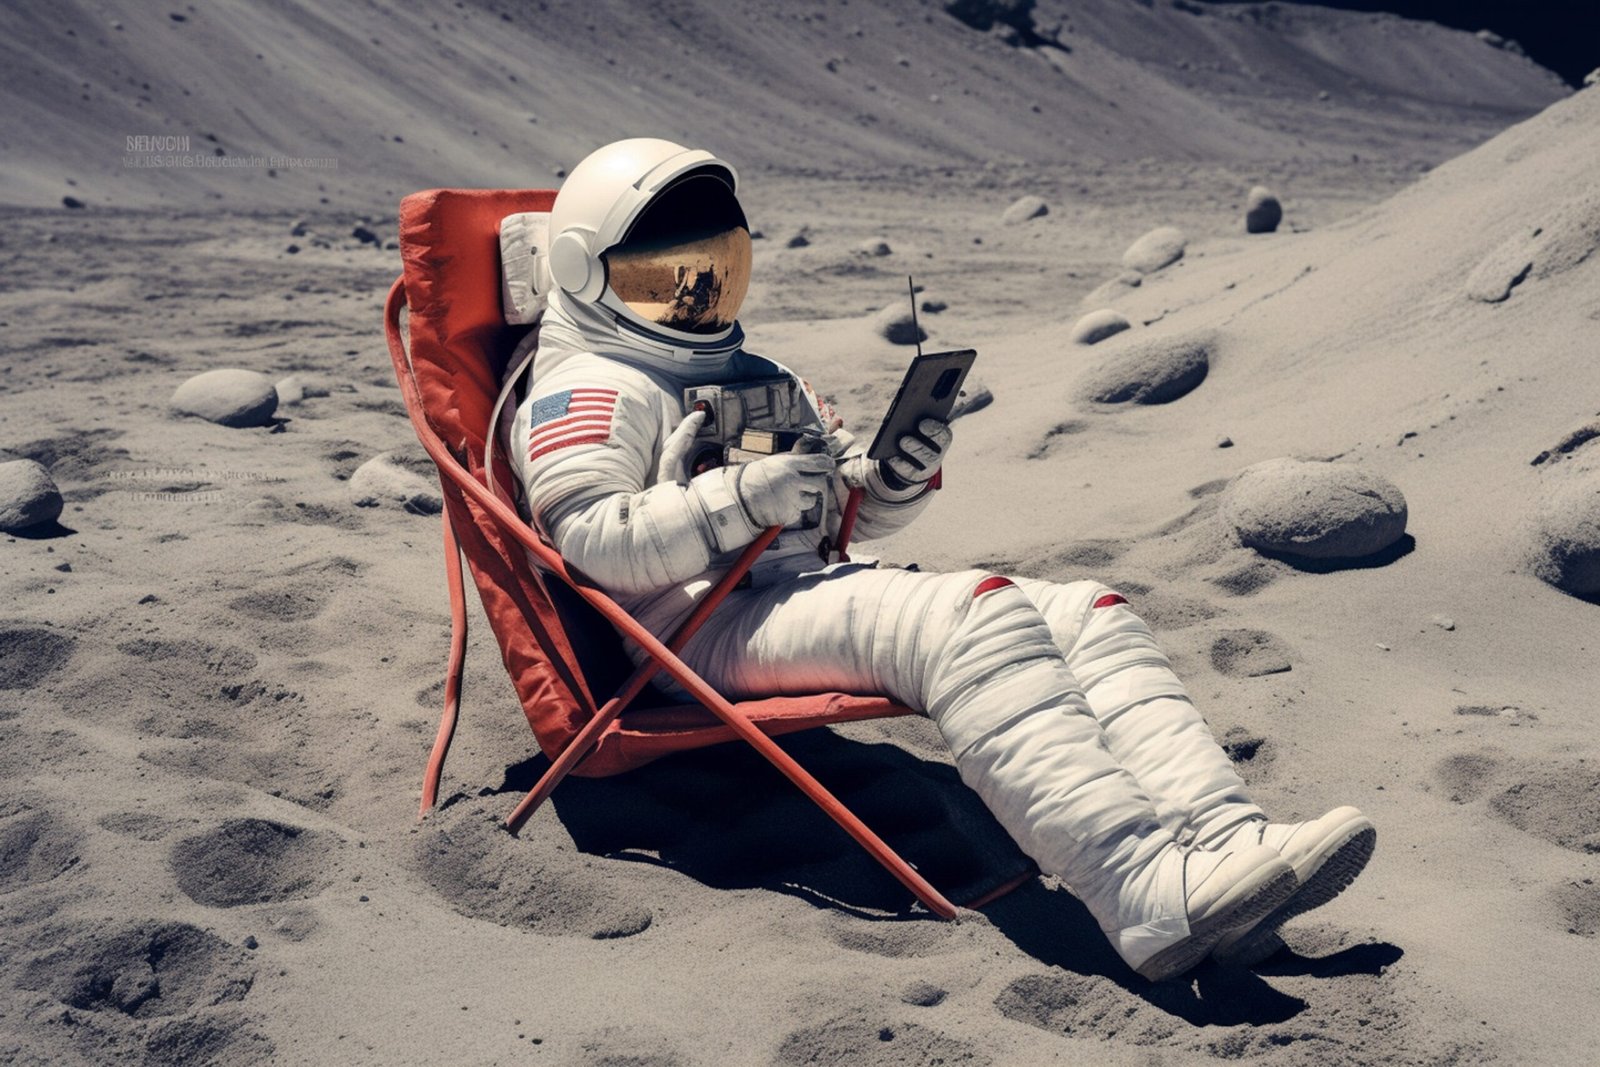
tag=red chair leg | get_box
[419,507,468,816]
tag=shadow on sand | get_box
[493,727,1398,1023]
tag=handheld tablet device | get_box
[866,348,978,462]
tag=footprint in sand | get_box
[0,625,77,689]
[1551,879,1599,938]
[776,1012,986,1067]
[1209,629,1294,677]
[1220,727,1276,784]
[1430,750,1507,804]
[413,801,655,940]
[997,972,1163,1043]
[16,919,273,1064]
[821,912,958,959]
[20,920,254,1018]
[1433,749,1600,852]
[0,796,82,892]
[226,582,328,622]
[169,818,338,907]
[571,1026,686,1066]
[1487,760,1600,853]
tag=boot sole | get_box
[1212,817,1377,967]
[1134,860,1298,982]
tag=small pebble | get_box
[1069,308,1131,345]
[858,238,892,257]
[1431,614,1456,631]
[871,303,926,346]
[243,935,259,949]
[1001,195,1048,225]
[1245,185,1283,234]
[1122,226,1187,273]
[1217,436,1234,449]
[349,452,443,514]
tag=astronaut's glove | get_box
[839,418,951,499]
[884,418,951,487]
[733,451,837,529]
[655,409,706,485]
[689,449,837,552]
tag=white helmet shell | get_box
[548,138,744,349]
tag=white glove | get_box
[732,450,837,529]
[882,418,952,489]
[655,408,706,485]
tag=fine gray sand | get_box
[3,2,1597,1065]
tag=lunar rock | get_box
[858,238,892,256]
[1122,226,1187,273]
[0,459,63,531]
[273,375,328,406]
[1078,332,1211,405]
[872,303,927,345]
[1224,458,1409,560]
[1001,195,1048,225]
[274,375,306,406]
[1527,470,1600,595]
[349,452,443,514]
[1245,186,1283,233]
[949,379,993,420]
[170,369,279,428]
[1070,308,1132,345]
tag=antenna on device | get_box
[907,275,923,358]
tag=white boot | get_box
[1102,841,1298,982]
[1205,806,1377,966]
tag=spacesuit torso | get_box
[509,290,932,645]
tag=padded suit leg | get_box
[1008,578,1265,846]
[672,566,1192,966]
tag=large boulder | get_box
[1223,458,1409,560]
[171,369,278,427]
[0,458,63,531]
[1122,226,1187,273]
[1527,470,1600,595]
[1077,332,1210,405]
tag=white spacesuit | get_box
[510,139,1375,981]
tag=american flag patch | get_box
[527,388,618,461]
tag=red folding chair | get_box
[385,188,1032,918]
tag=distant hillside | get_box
[0,0,1567,209]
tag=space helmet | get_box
[546,138,752,352]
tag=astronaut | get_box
[510,138,1375,981]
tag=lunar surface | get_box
[2,2,1596,1064]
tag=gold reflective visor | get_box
[603,225,752,335]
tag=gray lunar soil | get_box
[2,2,1598,1066]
